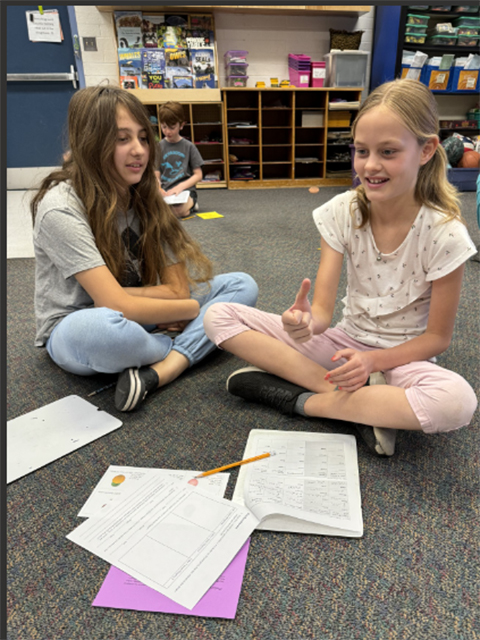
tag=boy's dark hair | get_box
[158,101,186,127]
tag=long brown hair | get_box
[351,79,463,227]
[31,85,212,286]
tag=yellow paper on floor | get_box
[196,212,224,219]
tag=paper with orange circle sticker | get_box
[78,465,229,518]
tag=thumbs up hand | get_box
[281,279,314,343]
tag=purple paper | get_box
[92,538,250,619]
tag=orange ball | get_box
[458,150,480,169]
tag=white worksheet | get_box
[67,475,258,610]
[78,465,230,518]
[232,430,363,537]
[7,396,122,484]
[163,191,190,205]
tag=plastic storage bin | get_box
[448,65,479,92]
[325,51,369,87]
[406,13,430,26]
[288,53,311,88]
[453,16,480,28]
[448,168,478,191]
[422,63,451,91]
[225,63,248,77]
[310,61,326,87]
[428,34,458,45]
[226,76,249,87]
[458,33,480,46]
[407,24,429,34]
[224,50,248,64]
[405,32,428,44]
[452,5,479,13]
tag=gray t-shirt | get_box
[33,181,176,346]
[157,137,204,193]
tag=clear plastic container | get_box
[428,34,458,46]
[225,63,248,76]
[405,32,427,43]
[453,16,480,28]
[457,33,480,46]
[226,75,249,87]
[324,50,369,88]
[452,5,479,13]
[224,50,248,64]
[406,13,430,26]
[407,24,429,34]
[430,5,452,10]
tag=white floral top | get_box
[313,190,477,349]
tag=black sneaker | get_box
[226,366,309,416]
[115,366,159,412]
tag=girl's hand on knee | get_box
[282,278,313,343]
[325,349,374,392]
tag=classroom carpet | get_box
[6,187,480,640]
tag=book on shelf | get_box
[115,11,143,49]
[171,75,194,89]
[186,29,214,49]
[232,429,363,538]
[158,24,188,49]
[145,73,164,89]
[142,49,165,74]
[141,15,165,48]
[190,48,216,88]
[120,76,139,90]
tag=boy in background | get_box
[155,101,204,218]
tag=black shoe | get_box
[115,366,159,412]
[226,366,309,416]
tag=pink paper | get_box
[92,539,250,619]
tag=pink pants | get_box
[204,303,478,434]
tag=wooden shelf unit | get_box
[146,101,227,189]
[97,6,371,17]
[223,87,362,189]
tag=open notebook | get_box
[232,429,363,538]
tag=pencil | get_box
[87,382,116,397]
[195,452,271,478]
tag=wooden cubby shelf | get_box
[223,87,362,188]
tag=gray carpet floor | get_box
[6,187,480,640]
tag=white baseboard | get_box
[7,167,61,190]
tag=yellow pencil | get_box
[195,452,271,478]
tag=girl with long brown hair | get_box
[32,85,257,411]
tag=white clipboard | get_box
[7,395,122,483]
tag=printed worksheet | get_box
[232,430,363,537]
[78,465,229,518]
[67,475,258,610]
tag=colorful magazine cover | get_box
[189,14,213,31]
[165,48,191,72]
[142,49,165,74]
[115,11,143,49]
[190,48,216,88]
[141,15,164,48]
[145,73,165,89]
[158,25,187,49]
[172,75,194,89]
[186,29,214,49]
[118,48,145,88]
[120,76,138,90]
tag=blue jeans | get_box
[46,273,258,376]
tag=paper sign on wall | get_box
[26,9,62,43]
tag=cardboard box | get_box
[302,111,324,127]
[328,111,351,127]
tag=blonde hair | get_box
[32,85,212,287]
[351,79,463,227]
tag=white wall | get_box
[74,6,375,92]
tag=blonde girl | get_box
[32,85,258,411]
[203,79,477,456]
